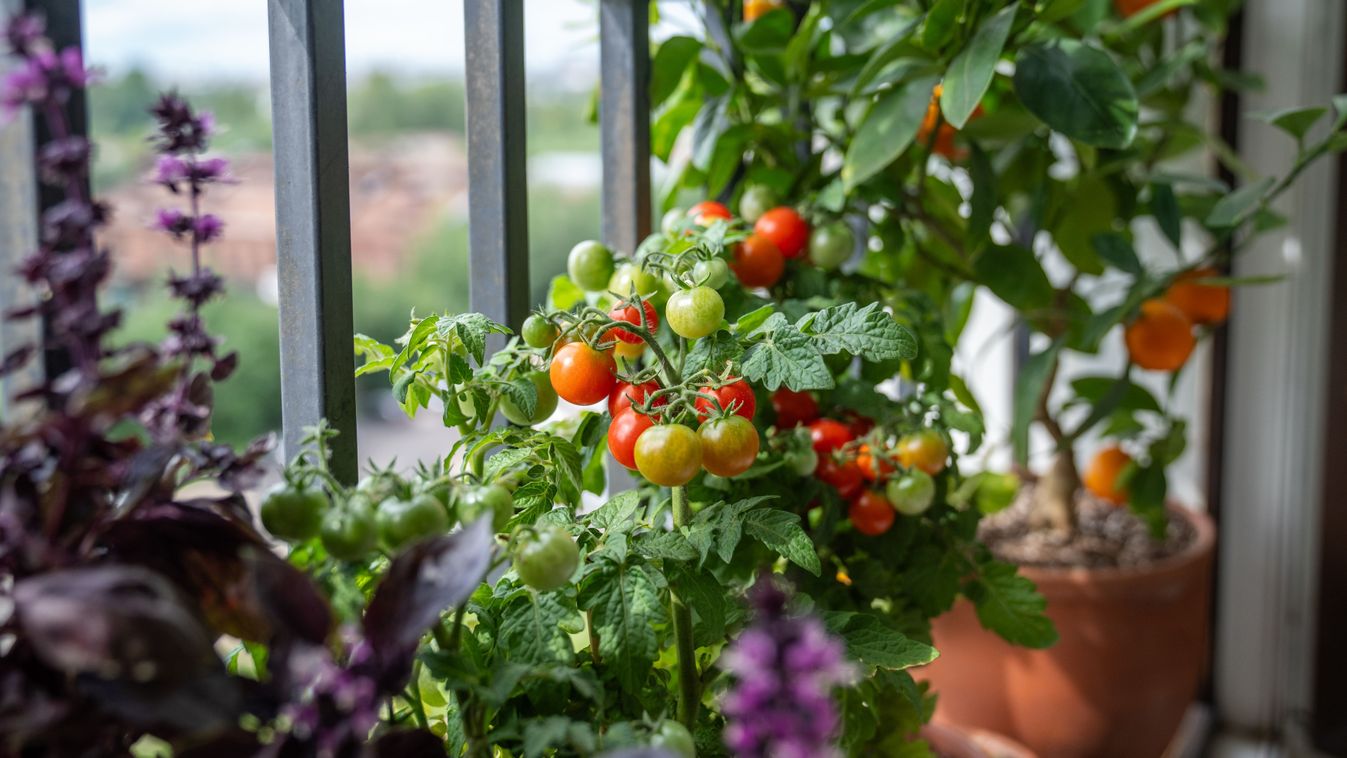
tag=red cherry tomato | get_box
[816,456,863,499]
[688,200,733,226]
[754,206,810,259]
[550,341,617,406]
[771,388,818,427]
[694,377,756,422]
[856,444,895,482]
[849,490,895,536]
[608,380,662,418]
[808,419,855,455]
[608,408,654,470]
[730,233,785,288]
[606,299,658,344]
[843,412,874,437]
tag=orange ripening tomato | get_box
[549,341,617,406]
[897,430,948,476]
[1164,267,1230,326]
[916,84,984,160]
[856,444,895,482]
[688,200,733,227]
[743,0,783,22]
[731,233,785,288]
[1083,445,1133,506]
[1125,299,1196,372]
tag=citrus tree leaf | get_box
[940,5,1016,128]
[843,73,942,191]
[1013,40,1138,148]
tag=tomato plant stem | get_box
[669,484,699,728]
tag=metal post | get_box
[0,0,86,411]
[600,0,651,491]
[464,0,529,338]
[266,0,357,482]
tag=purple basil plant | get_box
[0,14,492,757]
[721,576,857,758]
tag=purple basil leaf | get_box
[363,728,445,757]
[240,546,332,646]
[362,516,495,691]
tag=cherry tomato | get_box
[887,470,935,515]
[666,286,725,340]
[609,262,663,301]
[378,493,451,550]
[634,424,703,486]
[843,412,875,437]
[607,299,659,344]
[688,200,733,226]
[808,419,855,455]
[613,339,646,362]
[608,380,662,417]
[816,456,863,499]
[521,314,558,349]
[320,503,378,561]
[849,490,896,536]
[855,443,895,482]
[737,184,777,223]
[513,525,580,592]
[661,207,685,235]
[550,341,617,406]
[754,206,810,259]
[730,233,785,288]
[694,377,756,422]
[608,408,655,470]
[771,388,818,427]
[460,484,514,531]
[692,258,731,289]
[652,720,696,758]
[567,240,615,292]
[699,415,760,477]
[897,430,949,475]
[500,371,559,426]
[809,221,854,270]
[261,483,327,541]
[785,447,819,476]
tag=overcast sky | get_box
[84,0,699,88]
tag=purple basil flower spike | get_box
[2,12,44,56]
[721,576,857,758]
[193,214,223,243]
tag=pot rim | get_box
[1012,505,1215,588]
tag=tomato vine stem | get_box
[670,484,699,728]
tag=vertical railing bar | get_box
[266,0,358,482]
[464,0,529,342]
[0,0,85,413]
[599,0,651,492]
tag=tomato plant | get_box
[377,493,451,550]
[260,482,327,541]
[808,221,854,271]
[730,233,785,288]
[694,377,756,421]
[808,419,854,455]
[699,415,760,478]
[512,525,580,592]
[320,503,378,561]
[567,239,615,292]
[771,388,818,427]
[666,286,725,339]
[608,407,655,470]
[634,423,703,486]
[549,341,617,406]
[607,299,659,344]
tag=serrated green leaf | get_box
[635,530,699,562]
[548,275,585,311]
[941,5,1015,128]
[843,73,943,191]
[577,561,666,694]
[740,313,834,391]
[797,302,918,361]
[670,564,728,647]
[498,592,581,666]
[743,509,821,576]
[685,330,745,376]
[502,376,538,419]
[689,496,775,565]
[1014,40,1138,148]
[589,490,643,532]
[966,561,1058,648]
[436,312,509,366]
[827,613,939,674]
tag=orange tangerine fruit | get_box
[1125,299,1196,372]
[1164,266,1230,326]
[1083,445,1133,506]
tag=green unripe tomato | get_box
[738,185,777,223]
[785,447,819,477]
[665,286,725,340]
[460,484,514,531]
[378,493,451,550]
[661,207,685,236]
[609,262,662,300]
[521,314,559,349]
[809,221,855,271]
[567,240,615,292]
[320,503,378,561]
[692,258,730,289]
[357,471,407,504]
[652,720,696,758]
[886,470,936,516]
[260,483,327,542]
[513,525,580,592]
[500,371,559,426]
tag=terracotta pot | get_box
[920,507,1215,758]
[920,722,1036,758]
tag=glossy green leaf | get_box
[974,245,1053,311]
[649,36,702,106]
[941,5,1016,128]
[843,73,942,191]
[1206,176,1274,229]
[1250,106,1326,141]
[1011,340,1062,464]
[1013,40,1138,148]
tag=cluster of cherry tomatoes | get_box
[770,388,950,537]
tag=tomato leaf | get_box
[435,312,510,367]
[822,612,939,674]
[634,531,699,562]
[1013,40,1138,148]
[743,509,821,576]
[576,559,666,695]
[843,73,942,191]
[940,4,1015,129]
[963,560,1057,648]
[796,301,918,361]
[498,591,582,666]
[685,329,745,376]
[739,313,835,391]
